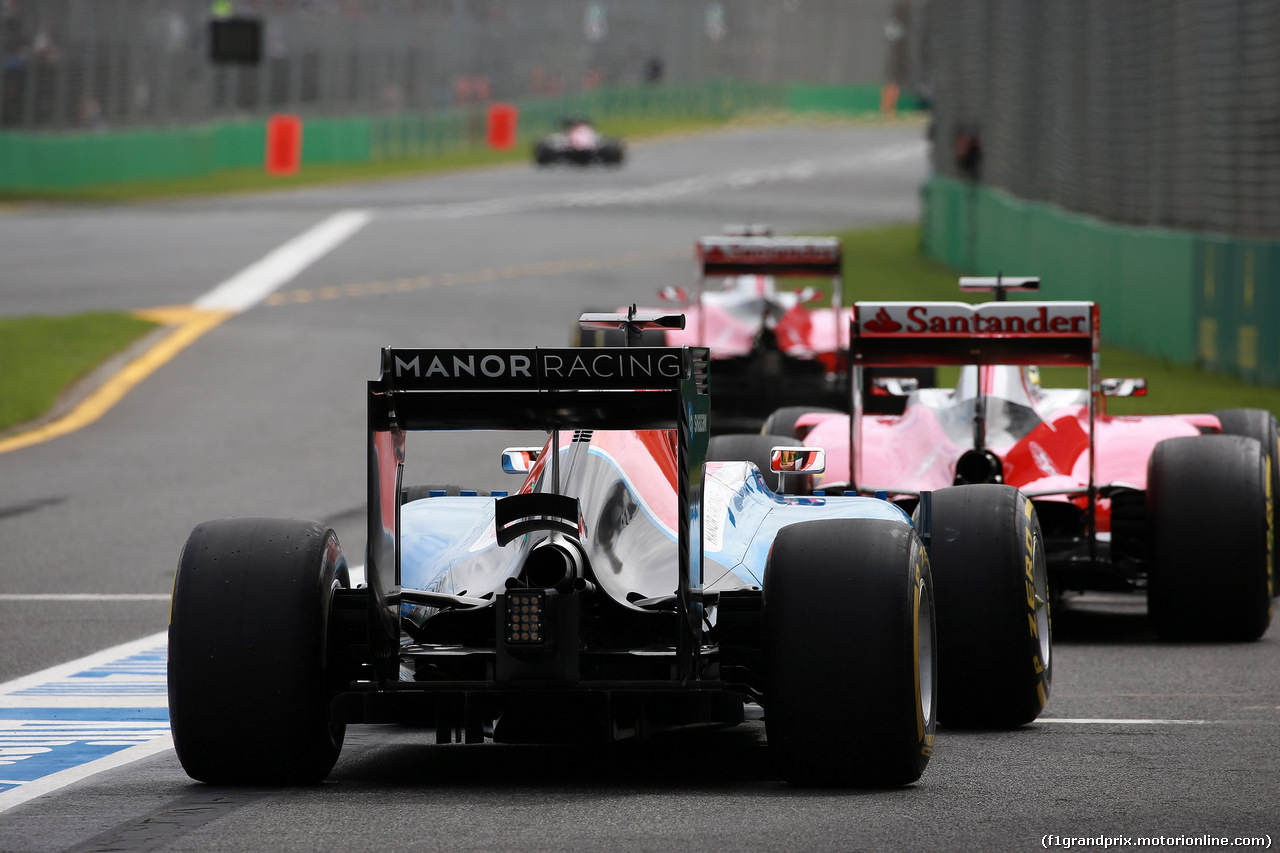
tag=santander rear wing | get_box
[696,236,842,277]
[852,301,1098,367]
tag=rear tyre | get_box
[764,518,935,786]
[925,484,1051,728]
[708,433,788,493]
[1214,408,1279,597]
[863,367,937,416]
[169,518,349,784]
[1147,435,1272,640]
[760,406,840,440]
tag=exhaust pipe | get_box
[522,535,588,591]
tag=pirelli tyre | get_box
[169,518,349,784]
[764,518,936,787]
[708,433,786,492]
[923,485,1051,728]
[1147,435,1273,641]
[760,406,840,440]
[1213,408,1279,598]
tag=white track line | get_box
[194,208,373,312]
[0,631,170,815]
[0,594,169,602]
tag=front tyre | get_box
[926,485,1051,728]
[764,518,935,786]
[169,518,349,784]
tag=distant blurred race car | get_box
[534,117,625,166]
[572,227,932,431]
[771,276,1276,642]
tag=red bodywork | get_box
[795,299,1220,536]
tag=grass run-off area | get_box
[0,312,158,433]
[1,222,1277,436]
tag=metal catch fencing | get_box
[0,0,921,134]
[924,0,1280,242]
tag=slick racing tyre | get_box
[862,367,937,416]
[708,433,791,493]
[924,485,1051,728]
[1147,435,1272,641]
[764,518,935,786]
[760,406,840,441]
[169,518,349,784]
[1214,408,1279,597]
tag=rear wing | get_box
[696,236,842,277]
[848,300,1101,498]
[852,300,1097,367]
[365,345,711,678]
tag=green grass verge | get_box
[0,312,158,433]
[4,221,1273,440]
[830,224,1280,416]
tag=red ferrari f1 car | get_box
[771,277,1276,642]
[168,311,1049,791]
[573,228,932,431]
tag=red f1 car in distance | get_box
[168,312,942,788]
[779,276,1276,642]
[533,117,625,166]
[572,227,932,432]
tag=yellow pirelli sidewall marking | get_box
[0,306,233,456]
[913,549,925,744]
[1267,453,1275,603]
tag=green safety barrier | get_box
[0,80,914,192]
[922,176,1280,384]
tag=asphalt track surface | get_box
[1,123,1276,852]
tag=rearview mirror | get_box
[657,286,688,304]
[1100,378,1147,397]
[501,447,541,474]
[870,376,921,397]
[770,446,825,475]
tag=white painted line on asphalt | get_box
[0,631,170,814]
[1036,718,1211,725]
[0,737,173,815]
[0,594,169,602]
[194,208,373,312]
[387,140,927,221]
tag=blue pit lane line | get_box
[0,631,170,814]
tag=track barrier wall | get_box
[0,80,917,193]
[923,176,1280,385]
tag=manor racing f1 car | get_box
[779,278,1275,642]
[166,312,1047,790]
